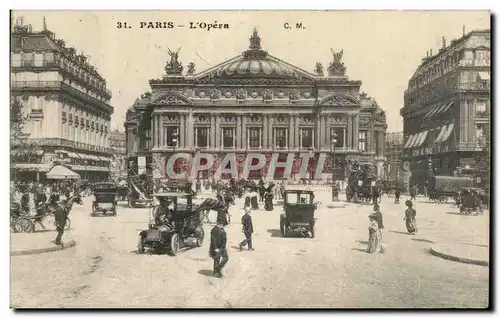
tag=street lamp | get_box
[330,133,338,181]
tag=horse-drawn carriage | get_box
[346,164,379,203]
[92,182,117,217]
[458,187,486,215]
[138,192,205,256]
[428,176,474,203]
[280,190,317,238]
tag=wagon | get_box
[280,190,317,238]
[92,182,117,217]
[458,187,484,215]
[138,192,205,255]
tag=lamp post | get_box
[427,156,433,195]
[330,133,338,182]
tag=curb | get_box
[11,240,77,256]
[429,246,489,267]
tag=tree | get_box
[476,124,490,171]
[10,97,42,166]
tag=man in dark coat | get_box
[209,218,228,278]
[239,207,254,251]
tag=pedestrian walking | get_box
[250,188,259,210]
[372,205,386,253]
[209,218,229,278]
[404,200,418,235]
[239,207,254,251]
[394,187,401,204]
[366,214,382,253]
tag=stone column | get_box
[242,115,247,149]
[215,116,221,150]
[294,115,300,149]
[236,115,242,149]
[186,112,193,148]
[210,114,216,148]
[288,115,294,149]
[353,114,359,151]
[268,115,274,150]
[315,113,321,149]
[159,115,165,147]
[366,129,372,152]
[322,114,328,147]
[468,98,475,145]
[152,114,156,148]
[179,113,185,148]
[347,115,353,149]
[262,114,268,149]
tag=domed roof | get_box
[195,28,314,80]
[215,56,300,78]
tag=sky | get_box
[12,10,490,132]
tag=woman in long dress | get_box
[264,189,274,211]
[404,200,418,234]
[366,214,382,253]
[244,190,251,208]
[250,189,259,210]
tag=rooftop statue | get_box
[328,48,347,76]
[165,47,183,75]
[249,28,262,50]
[314,62,324,76]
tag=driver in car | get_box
[154,197,174,226]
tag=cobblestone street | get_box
[10,189,489,308]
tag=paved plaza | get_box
[10,188,489,308]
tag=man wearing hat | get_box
[239,206,254,251]
[209,217,229,278]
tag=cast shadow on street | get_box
[267,229,305,238]
[389,230,410,235]
[351,248,367,253]
[411,238,435,244]
[446,212,465,215]
[356,240,369,245]
[34,229,56,233]
[198,269,213,277]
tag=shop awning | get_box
[436,101,454,115]
[478,72,490,80]
[434,125,447,143]
[66,152,79,159]
[99,156,111,162]
[440,123,455,143]
[54,149,68,154]
[403,135,415,149]
[414,130,429,147]
[91,155,101,161]
[46,165,81,180]
[10,163,51,172]
[409,132,423,148]
[425,106,437,117]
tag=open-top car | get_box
[92,182,117,217]
[280,190,317,238]
[138,192,204,256]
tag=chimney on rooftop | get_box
[430,49,433,56]
[463,25,466,36]
[442,36,446,49]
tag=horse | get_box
[197,191,232,224]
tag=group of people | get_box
[10,180,84,245]
[366,200,418,254]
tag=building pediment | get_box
[319,94,360,106]
[151,93,192,106]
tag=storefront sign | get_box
[138,156,146,174]
[459,59,490,67]
[411,144,450,157]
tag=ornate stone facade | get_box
[125,30,387,179]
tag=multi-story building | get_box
[10,17,114,181]
[125,29,387,180]
[109,129,127,180]
[385,132,404,184]
[400,29,490,188]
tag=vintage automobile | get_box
[138,192,205,255]
[458,187,484,215]
[92,182,117,217]
[280,190,317,238]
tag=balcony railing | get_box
[17,138,113,154]
[455,82,491,91]
[12,58,112,97]
[11,80,113,113]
